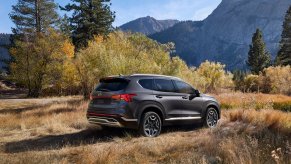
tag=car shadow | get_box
[4,125,202,154]
[162,124,202,134]
[4,127,137,153]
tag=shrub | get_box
[243,74,260,93]
[273,102,291,112]
[260,66,291,95]
[194,60,234,93]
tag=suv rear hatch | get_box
[88,77,137,113]
[91,77,130,103]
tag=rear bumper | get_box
[87,112,138,129]
[88,116,124,127]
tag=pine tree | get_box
[276,6,291,66]
[232,70,247,91]
[246,29,271,74]
[9,0,59,39]
[61,0,115,50]
[59,14,72,36]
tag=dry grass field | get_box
[0,93,290,164]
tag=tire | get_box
[204,107,219,128]
[139,112,162,137]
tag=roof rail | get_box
[130,74,182,80]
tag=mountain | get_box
[119,16,179,35]
[150,0,291,70]
[0,34,11,72]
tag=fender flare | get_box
[136,101,166,125]
[203,101,220,119]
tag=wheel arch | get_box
[137,102,165,126]
[204,102,220,119]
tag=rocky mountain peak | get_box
[119,16,179,35]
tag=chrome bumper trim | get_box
[165,116,201,121]
[88,117,123,127]
[121,117,137,122]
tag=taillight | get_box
[111,94,137,102]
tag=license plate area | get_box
[93,98,112,104]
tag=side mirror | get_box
[189,89,200,100]
[194,89,200,97]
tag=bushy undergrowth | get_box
[233,66,291,95]
[217,92,291,112]
[273,101,291,112]
[76,32,233,95]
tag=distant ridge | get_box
[119,16,179,35]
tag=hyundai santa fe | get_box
[87,74,220,137]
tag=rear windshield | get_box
[95,78,129,92]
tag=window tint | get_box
[139,79,154,90]
[154,79,176,92]
[95,79,129,92]
[174,80,195,94]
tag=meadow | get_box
[0,93,290,164]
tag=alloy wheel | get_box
[143,114,161,137]
[206,108,218,128]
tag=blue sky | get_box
[0,0,221,33]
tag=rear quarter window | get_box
[95,78,129,92]
[138,79,154,90]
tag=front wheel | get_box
[204,107,219,128]
[139,112,162,137]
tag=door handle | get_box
[156,95,163,99]
[182,96,188,99]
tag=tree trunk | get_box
[35,0,41,33]
[82,81,89,99]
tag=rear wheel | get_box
[139,112,162,137]
[204,107,219,128]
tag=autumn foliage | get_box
[8,30,290,97]
[233,66,291,95]
[9,29,79,97]
[74,32,233,97]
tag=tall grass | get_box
[0,94,290,163]
[215,92,291,111]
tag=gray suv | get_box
[87,74,220,137]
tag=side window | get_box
[154,79,176,92]
[139,79,154,90]
[174,80,195,94]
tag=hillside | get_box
[119,16,179,35]
[150,0,291,69]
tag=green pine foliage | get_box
[59,14,73,36]
[246,29,271,74]
[232,70,247,91]
[276,6,291,66]
[61,0,115,50]
[9,0,59,38]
